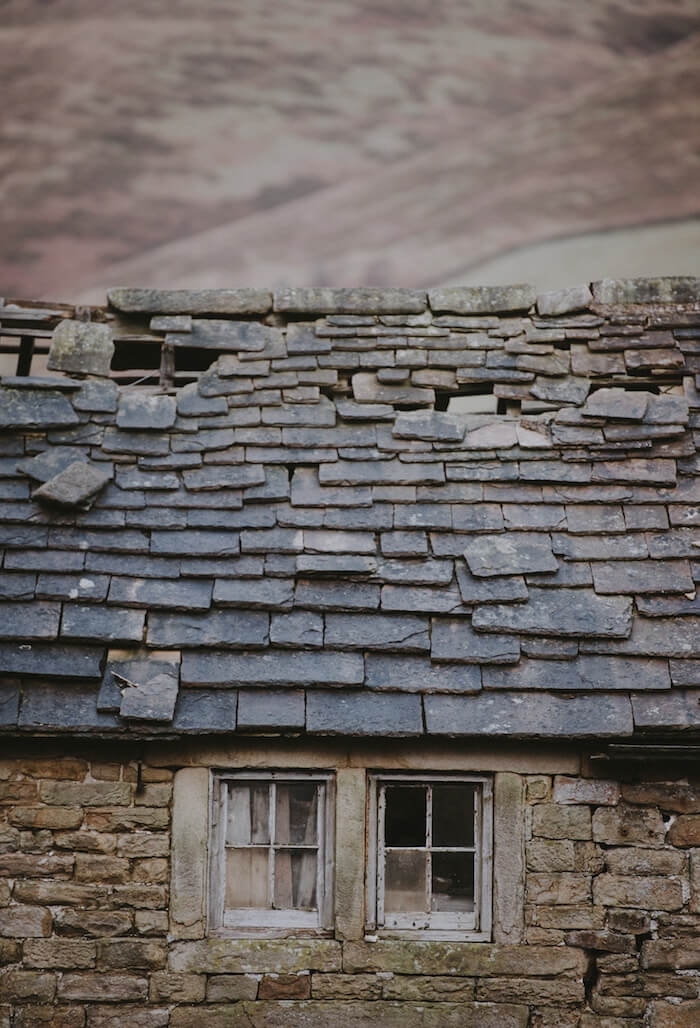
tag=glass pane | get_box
[432,784,475,847]
[384,786,426,847]
[225,847,269,908]
[275,783,318,845]
[274,849,317,910]
[432,851,475,912]
[384,849,427,912]
[226,784,269,845]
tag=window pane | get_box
[226,784,270,845]
[431,851,475,912]
[226,847,269,908]
[275,783,318,845]
[384,786,426,847]
[274,849,317,909]
[432,784,475,847]
[384,849,427,912]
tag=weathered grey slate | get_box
[473,589,633,638]
[72,378,119,413]
[0,679,20,726]
[591,560,694,595]
[591,277,700,305]
[463,533,558,577]
[17,446,88,483]
[32,462,111,509]
[294,580,380,611]
[0,601,60,640]
[455,566,529,605]
[392,410,466,442]
[181,650,364,687]
[352,373,434,407]
[237,689,305,730]
[119,669,179,722]
[147,609,268,648]
[116,393,177,430]
[108,287,272,315]
[424,692,634,737]
[0,388,79,430]
[19,682,120,731]
[173,689,238,732]
[580,616,700,658]
[325,613,430,651]
[0,573,36,600]
[61,604,145,643]
[270,612,323,648]
[482,656,670,691]
[0,643,104,679]
[48,320,114,377]
[365,654,481,694]
[213,578,294,609]
[582,389,648,421]
[631,689,700,729]
[110,577,213,611]
[186,320,282,352]
[306,690,422,735]
[431,620,520,664]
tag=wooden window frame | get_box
[366,772,493,941]
[208,769,335,936]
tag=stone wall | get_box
[2,743,700,1026]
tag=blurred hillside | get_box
[1,0,699,300]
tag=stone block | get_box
[0,904,51,937]
[98,939,167,970]
[526,873,591,905]
[10,1007,84,1028]
[84,1008,169,1028]
[429,285,536,314]
[170,938,341,974]
[667,815,700,847]
[592,277,700,304]
[206,974,260,1001]
[527,839,576,872]
[537,285,593,317]
[274,288,427,314]
[604,848,685,875]
[108,287,272,314]
[258,974,311,999]
[592,804,665,847]
[39,780,132,807]
[57,973,148,1002]
[646,999,700,1028]
[533,805,593,841]
[622,782,700,813]
[476,977,585,1004]
[306,689,422,736]
[48,319,114,376]
[23,939,96,969]
[0,970,56,1002]
[593,874,683,911]
[553,777,620,806]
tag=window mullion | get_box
[377,784,386,926]
[269,782,276,910]
[426,784,432,915]
[474,785,482,930]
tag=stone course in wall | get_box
[2,748,700,1025]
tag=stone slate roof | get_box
[0,278,698,741]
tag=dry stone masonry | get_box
[0,278,699,1025]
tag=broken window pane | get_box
[431,851,475,912]
[432,784,475,848]
[384,849,427,912]
[226,847,269,908]
[274,849,317,910]
[384,786,426,847]
[275,783,317,846]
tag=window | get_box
[208,771,334,933]
[367,774,492,939]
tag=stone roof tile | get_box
[0,281,698,739]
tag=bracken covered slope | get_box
[0,278,698,740]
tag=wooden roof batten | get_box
[0,278,698,743]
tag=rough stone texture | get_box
[32,461,111,509]
[429,285,536,314]
[48,320,114,377]
[108,287,272,315]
